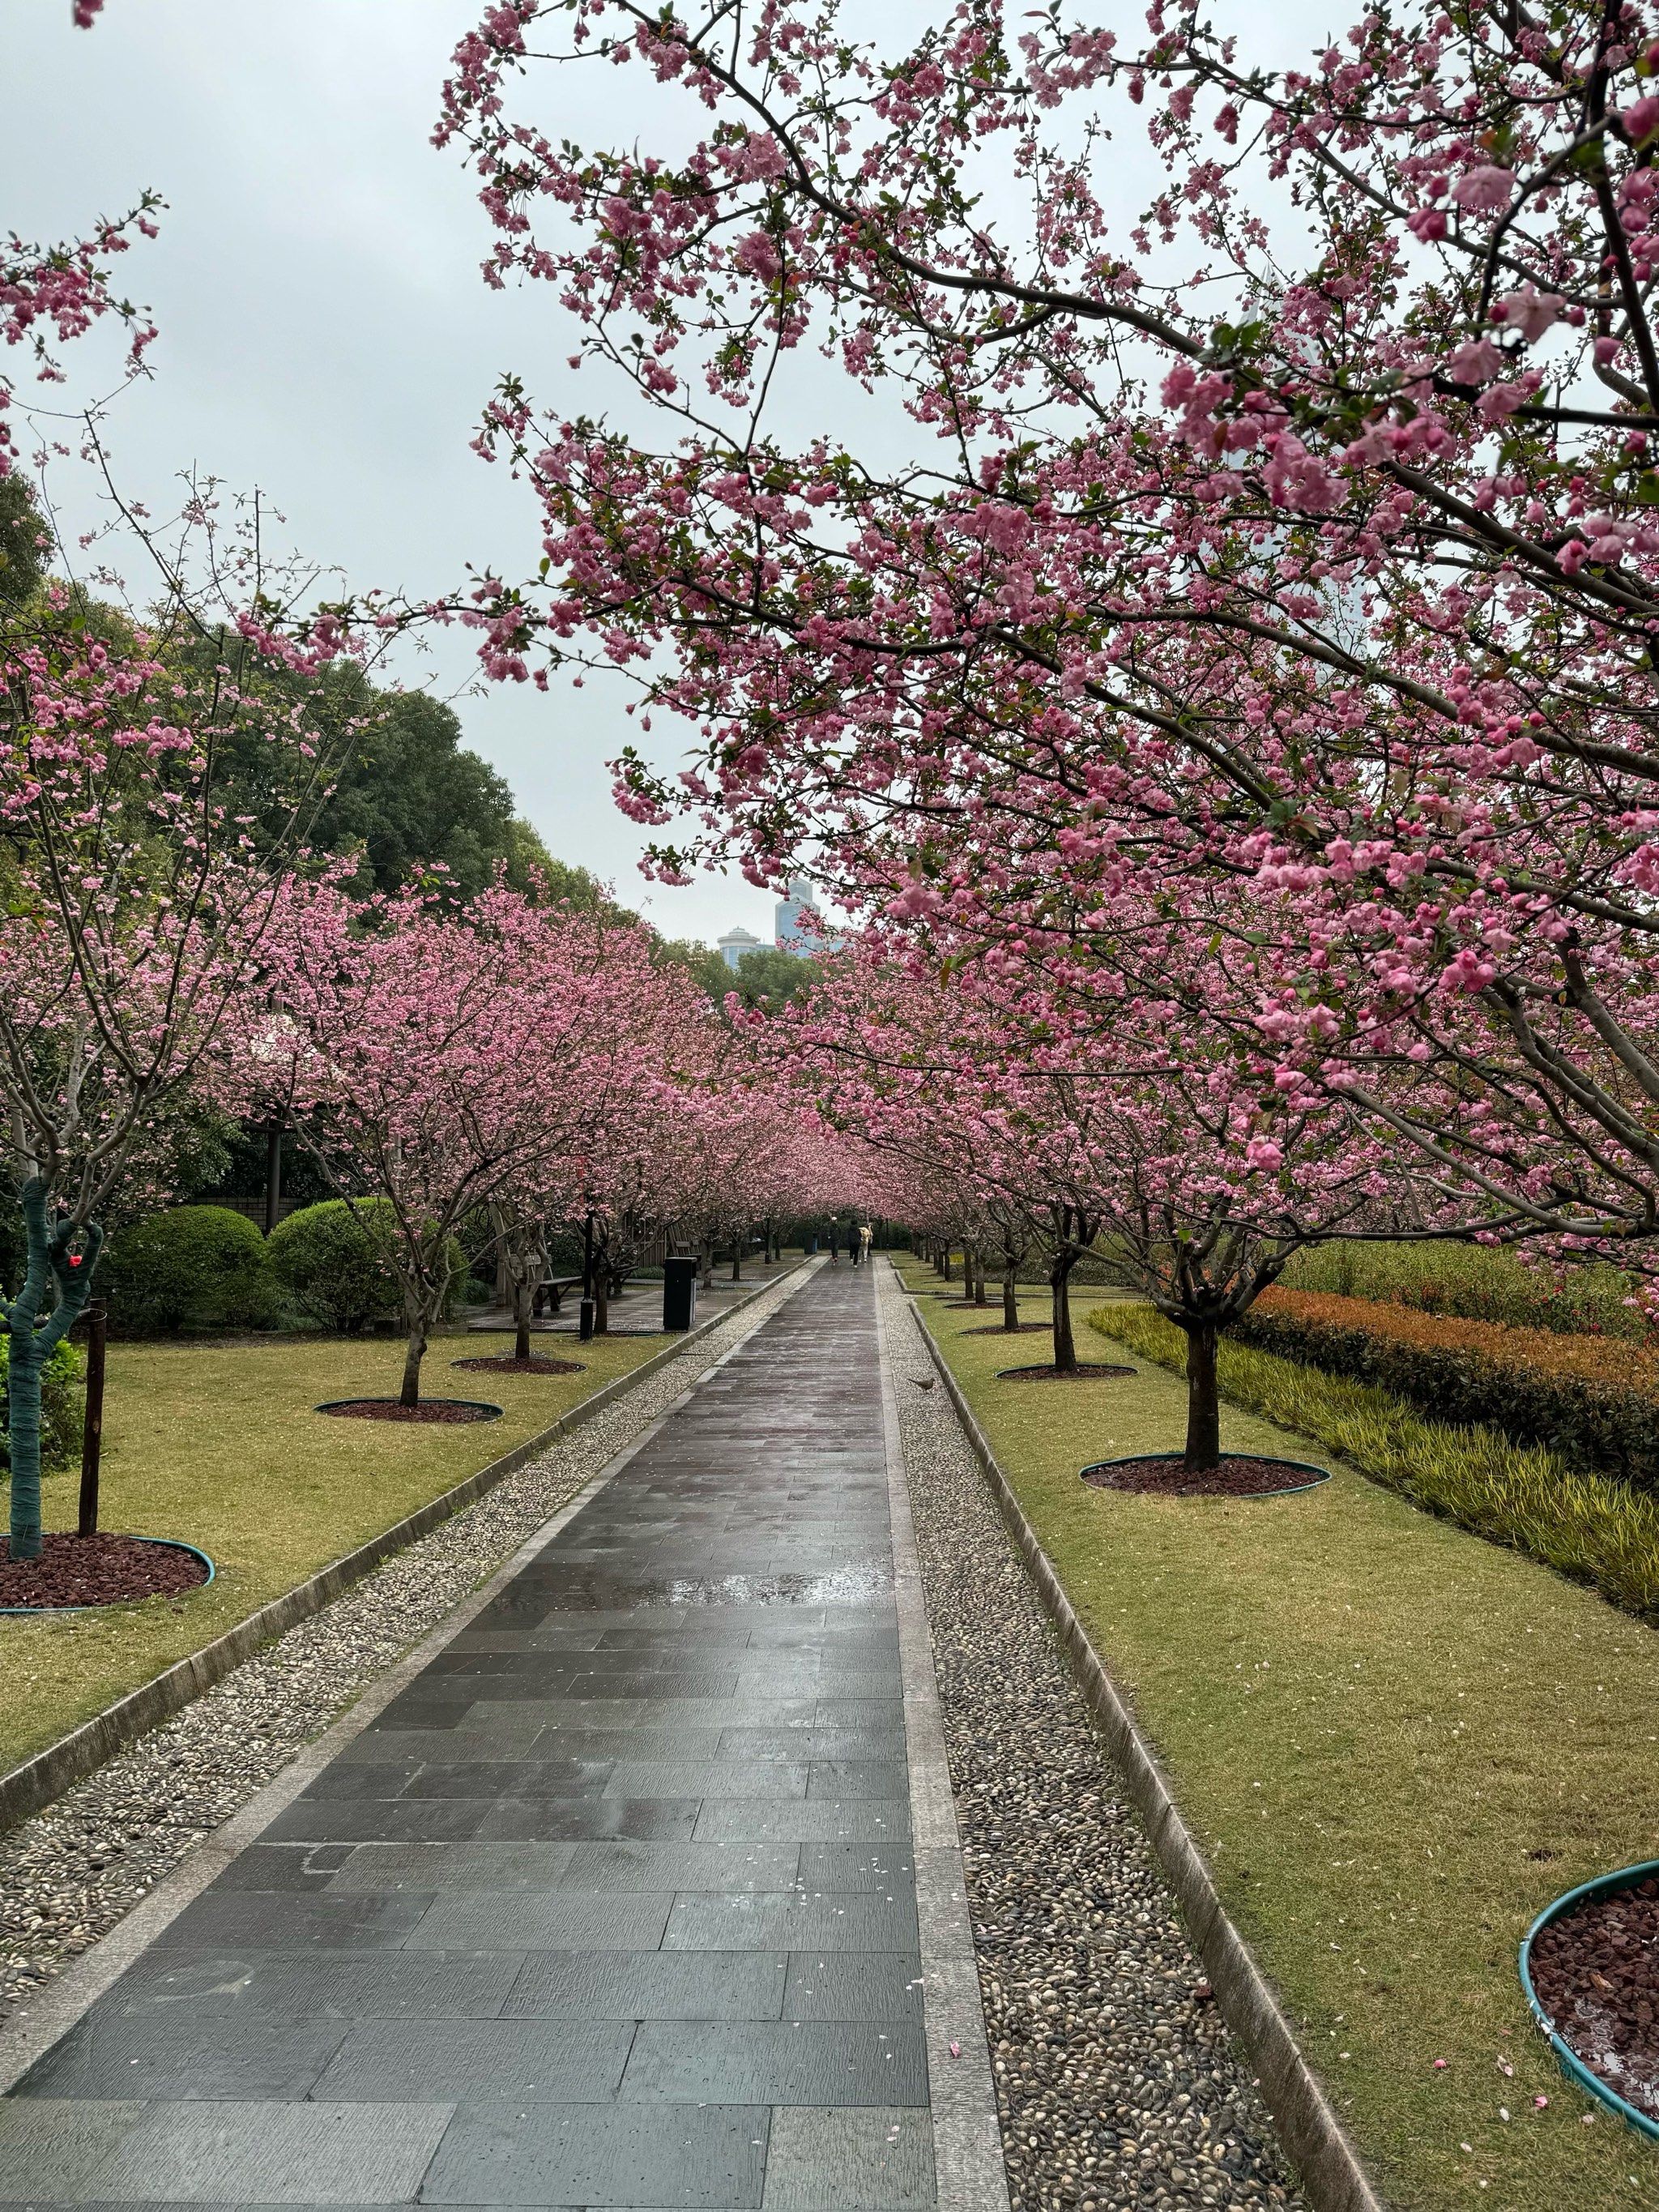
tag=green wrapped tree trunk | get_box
[5,1180,102,1561]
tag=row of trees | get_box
[416,0,1659,1463]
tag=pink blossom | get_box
[1493,284,1564,341]
[1451,165,1515,214]
[1446,336,1503,383]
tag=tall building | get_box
[774,877,821,952]
[716,924,764,971]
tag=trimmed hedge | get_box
[1232,1288,1659,1496]
[1087,1303,1659,1621]
[1279,1236,1643,1337]
[0,1335,83,1476]
[102,1206,278,1337]
[267,1200,464,1333]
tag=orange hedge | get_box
[1230,1288,1659,1492]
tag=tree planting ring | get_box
[315,1397,504,1424]
[1081,1451,1332,1498]
[1520,1858,1659,2139]
[997,1362,1137,1381]
[0,1535,215,1614]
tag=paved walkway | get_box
[2,1262,977,2210]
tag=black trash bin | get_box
[663,1255,699,1332]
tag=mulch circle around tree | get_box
[452,1355,586,1377]
[963,1321,1052,1336]
[317,1398,503,1424]
[997,1362,1137,1381]
[1529,1874,1659,2122]
[1081,1452,1332,1498]
[0,1533,210,1610]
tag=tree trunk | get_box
[1184,1322,1222,1471]
[399,1322,427,1408]
[6,1180,100,1561]
[6,1331,45,1561]
[973,1250,988,1306]
[595,1275,610,1334]
[1003,1262,1020,1330]
[514,1287,532,1364]
[1051,1257,1078,1373]
[942,1246,953,1283]
[731,1247,741,1283]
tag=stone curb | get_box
[0,1262,804,1840]
[0,1268,817,2096]
[873,1266,1012,2212]
[906,1293,1386,2212]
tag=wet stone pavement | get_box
[0,1263,936,2210]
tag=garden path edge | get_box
[902,1273,1385,2212]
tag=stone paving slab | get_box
[2,1266,993,2210]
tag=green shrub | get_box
[1087,1303,1659,1621]
[1231,1292,1659,1496]
[1280,1238,1642,1337]
[267,1200,464,1332]
[0,1335,83,1476]
[102,1206,278,1336]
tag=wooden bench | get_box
[531,1275,586,1317]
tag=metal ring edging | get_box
[1519,1857,1659,2142]
[0,1535,215,1616]
[1081,1450,1333,1498]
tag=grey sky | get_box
[8,0,1324,945]
[7,0,791,948]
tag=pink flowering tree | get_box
[788,929,1467,1467]
[0,594,362,1555]
[260,882,701,1403]
[430,0,1659,1262]
[488,918,725,1346]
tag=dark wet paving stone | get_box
[6,1266,937,2211]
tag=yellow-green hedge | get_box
[1088,1303,1659,1620]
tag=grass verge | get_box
[1090,1302,1659,1621]
[892,1257,1659,2212]
[0,1324,676,1777]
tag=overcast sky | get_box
[6,0,806,947]
[7,0,1322,947]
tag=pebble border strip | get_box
[901,1276,1381,2212]
[0,1262,804,1838]
[874,1259,1013,2212]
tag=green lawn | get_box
[0,1325,672,1776]
[894,1259,1659,2212]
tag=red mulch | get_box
[1530,1876,1659,2120]
[963,1322,1051,1336]
[452,1356,585,1376]
[319,1398,500,1424]
[0,1532,207,1609]
[1082,1453,1328,1497]
[997,1362,1137,1381]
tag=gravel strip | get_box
[881,1270,1303,2212]
[0,1271,807,2029]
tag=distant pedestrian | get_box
[859,1223,872,1264]
[827,1225,839,1266]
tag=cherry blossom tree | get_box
[788,925,1464,1467]
[433,0,1659,1265]
[0,588,364,1554]
[259,882,706,1404]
